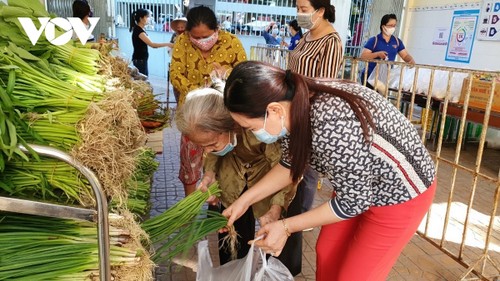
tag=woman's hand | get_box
[197,171,218,205]
[221,197,251,227]
[252,220,289,257]
[258,205,282,227]
[377,51,388,59]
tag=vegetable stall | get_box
[0,0,212,280]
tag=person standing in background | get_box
[222,16,232,32]
[360,14,415,87]
[262,22,282,46]
[166,17,187,104]
[170,5,246,196]
[281,19,303,50]
[290,0,343,77]
[167,17,187,47]
[72,0,94,42]
[288,0,343,236]
[279,0,343,274]
[129,9,170,76]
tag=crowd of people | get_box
[123,2,429,280]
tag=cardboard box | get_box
[459,77,500,112]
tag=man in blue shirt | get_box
[360,14,415,87]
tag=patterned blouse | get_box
[279,82,436,219]
[288,31,343,78]
[170,30,247,106]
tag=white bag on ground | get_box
[196,237,293,281]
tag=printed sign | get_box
[445,10,479,63]
[432,27,449,45]
[477,1,500,40]
[18,17,99,45]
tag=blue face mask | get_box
[252,112,288,144]
[211,132,237,156]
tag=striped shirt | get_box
[288,32,343,78]
[278,82,436,219]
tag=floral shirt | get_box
[279,82,436,219]
[170,30,247,106]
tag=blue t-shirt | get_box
[288,33,301,50]
[362,33,405,78]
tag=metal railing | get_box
[250,44,290,70]
[0,144,111,281]
[251,45,500,280]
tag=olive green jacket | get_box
[204,128,296,218]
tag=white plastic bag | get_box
[196,237,293,281]
[367,63,389,93]
[254,248,294,281]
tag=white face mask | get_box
[297,10,319,30]
[383,26,396,36]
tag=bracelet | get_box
[281,219,291,237]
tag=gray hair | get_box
[175,87,234,135]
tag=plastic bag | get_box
[254,248,294,281]
[367,63,389,93]
[196,237,293,281]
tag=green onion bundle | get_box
[0,157,94,206]
[19,110,85,151]
[50,64,106,93]
[152,210,229,263]
[0,213,153,281]
[141,182,222,244]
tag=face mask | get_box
[252,112,288,144]
[190,31,219,51]
[383,26,396,36]
[297,10,318,30]
[271,28,279,36]
[211,132,237,156]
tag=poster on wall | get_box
[477,1,500,40]
[445,9,480,63]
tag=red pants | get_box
[316,180,437,281]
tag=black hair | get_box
[129,8,151,32]
[308,0,336,23]
[288,19,303,38]
[380,14,397,33]
[72,0,91,20]
[186,6,218,31]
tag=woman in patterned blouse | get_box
[221,61,437,281]
[169,6,247,196]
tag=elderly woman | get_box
[175,85,299,275]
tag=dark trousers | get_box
[132,59,148,76]
[218,188,303,276]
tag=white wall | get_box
[332,0,352,50]
[402,0,500,71]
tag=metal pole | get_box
[19,144,111,281]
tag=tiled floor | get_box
[147,75,500,280]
